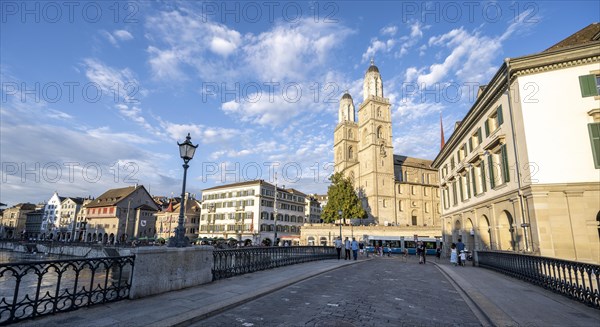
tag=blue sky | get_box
[1,1,598,206]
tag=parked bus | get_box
[364,236,441,255]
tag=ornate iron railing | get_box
[213,246,336,281]
[477,251,599,309]
[0,255,135,325]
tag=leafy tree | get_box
[321,172,367,223]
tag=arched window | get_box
[377,126,383,139]
[348,129,353,139]
[348,146,354,160]
[363,128,368,143]
[377,107,382,117]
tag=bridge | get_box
[2,247,599,326]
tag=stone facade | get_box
[155,193,201,241]
[83,185,159,243]
[0,203,36,238]
[432,24,600,264]
[333,61,441,229]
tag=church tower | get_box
[334,92,359,181]
[357,60,395,223]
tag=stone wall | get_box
[129,246,213,299]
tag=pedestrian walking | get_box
[344,237,351,260]
[334,237,342,260]
[417,242,425,264]
[358,241,364,256]
[351,238,359,260]
[450,243,458,266]
[386,244,391,257]
[456,238,465,266]
[460,250,467,267]
[436,246,441,262]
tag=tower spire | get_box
[440,112,446,150]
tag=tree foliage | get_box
[321,172,367,223]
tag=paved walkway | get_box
[14,255,600,327]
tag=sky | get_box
[1,1,599,206]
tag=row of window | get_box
[198,223,302,233]
[202,189,256,200]
[199,224,253,232]
[87,207,116,215]
[202,200,255,210]
[259,200,305,212]
[201,212,254,221]
[442,106,504,179]
[442,144,510,209]
[260,212,305,223]
[260,188,306,203]
[397,170,437,185]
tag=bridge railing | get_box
[0,255,134,325]
[477,251,600,309]
[213,246,336,281]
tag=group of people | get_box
[334,236,360,260]
[450,238,467,266]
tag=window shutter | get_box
[579,75,598,97]
[477,128,482,144]
[497,105,504,126]
[466,172,471,198]
[471,168,477,195]
[501,144,510,183]
[481,163,487,192]
[458,176,464,201]
[588,123,600,168]
[488,155,495,188]
[484,120,490,137]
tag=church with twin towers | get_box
[333,60,441,227]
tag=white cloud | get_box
[144,9,243,80]
[82,58,137,97]
[147,46,186,80]
[210,37,237,56]
[243,19,352,81]
[159,121,242,145]
[101,30,134,47]
[362,39,392,62]
[114,30,133,41]
[381,25,398,36]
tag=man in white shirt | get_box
[344,237,351,260]
[334,237,342,260]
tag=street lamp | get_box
[338,210,343,240]
[169,133,198,247]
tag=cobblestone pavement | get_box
[195,256,481,327]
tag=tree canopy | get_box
[321,172,367,223]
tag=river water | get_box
[0,249,71,264]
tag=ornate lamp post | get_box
[169,133,198,247]
[338,210,343,240]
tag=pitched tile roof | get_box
[544,22,600,52]
[84,186,139,208]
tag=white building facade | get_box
[200,180,307,246]
[432,23,600,263]
[40,192,64,237]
